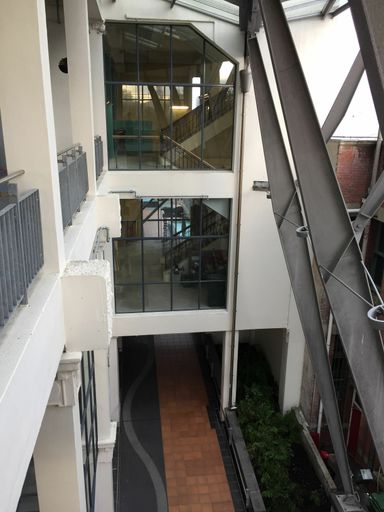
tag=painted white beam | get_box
[0,0,65,273]
[90,23,109,172]
[220,331,232,415]
[63,0,97,195]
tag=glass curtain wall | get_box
[104,23,236,170]
[113,198,230,313]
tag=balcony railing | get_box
[94,135,104,180]
[58,143,88,229]
[161,135,215,170]
[0,179,44,328]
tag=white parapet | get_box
[62,260,113,351]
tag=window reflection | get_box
[172,25,204,83]
[138,25,170,83]
[104,23,236,170]
[205,42,235,85]
[203,87,234,169]
[104,24,137,82]
[113,198,230,313]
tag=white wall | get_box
[288,13,378,138]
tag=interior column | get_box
[63,0,97,195]
[34,353,87,512]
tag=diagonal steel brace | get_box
[258,0,384,473]
[248,35,354,495]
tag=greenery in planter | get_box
[238,384,301,511]
[237,345,323,511]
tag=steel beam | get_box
[321,52,364,143]
[349,0,384,136]
[349,1,384,237]
[321,0,337,17]
[239,0,262,34]
[258,0,384,471]
[330,3,350,17]
[248,35,354,494]
[353,135,383,241]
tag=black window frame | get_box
[113,198,230,313]
[103,22,237,171]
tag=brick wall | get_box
[335,141,376,208]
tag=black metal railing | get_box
[225,410,266,512]
[58,144,88,229]
[161,135,215,170]
[0,180,43,328]
[94,135,104,180]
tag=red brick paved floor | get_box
[155,334,234,512]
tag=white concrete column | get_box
[109,337,120,422]
[0,0,65,273]
[34,352,87,512]
[95,424,117,512]
[90,22,108,171]
[94,348,116,512]
[221,331,232,416]
[63,0,97,195]
[279,291,306,413]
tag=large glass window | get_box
[104,23,236,170]
[113,198,230,312]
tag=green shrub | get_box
[238,384,301,511]
[236,345,303,511]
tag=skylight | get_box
[164,0,350,24]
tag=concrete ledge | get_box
[62,260,113,350]
[98,421,117,464]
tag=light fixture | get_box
[171,105,189,111]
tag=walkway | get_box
[116,334,235,512]
[156,334,234,512]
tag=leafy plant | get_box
[238,384,300,511]
[236,346,304,511]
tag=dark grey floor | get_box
[117,336,168,512]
